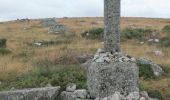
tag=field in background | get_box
[0,17,170,99]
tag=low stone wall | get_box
[0,87,60,100]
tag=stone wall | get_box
[0,87,60,100]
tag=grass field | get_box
[0,17,170,99]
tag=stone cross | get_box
[104,0,121,53]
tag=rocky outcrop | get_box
[137,58,164,77]
[41,18,57,27]
[0,87,60,100]
[48,24,68,34]
[87,49,139,98]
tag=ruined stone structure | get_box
[87,0,140,99]
[87,50,139,98]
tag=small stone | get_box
[140,91,149,100]
[140,97,146,100]
[97,48,105,54]
[10,87,15,90]
[66,83,77,92]
[154,39,159,43]
[74,89,88,99]
[126,92,140,100]
[46,83,52,87]
[140,42,145,44]
[108,92,121,100]
[153,50,164,57]
[131,57,136,62]
[95,57,105,63]
[148,39,154,42]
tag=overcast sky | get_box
[0,0,170,22]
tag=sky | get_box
[0,0,170,22]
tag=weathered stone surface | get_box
[48,24,68,34]
[0,87,60,100]
[87,57,139,98]
[74,89,88,99]
[61,91,76,100]
[61,89,89,100]
[104,0,121,52]
[137,58,164,77]
[66,83,77,92]
[0,37,6,47]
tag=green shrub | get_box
[160,35,170,47]
[81,28,104,40]
[162,25,170,33]
[137,63,155,79]
[148,90,164,100]
[0,38,6,47]
[0,48,11,55]
[121,28,154,41]
[0,61,87,91]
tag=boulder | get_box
[74,89,88,99]
[0,87,60,100]
[137,58,164,77]
[87,50,139,98]
[61,91,76,100]
[0,38,6,48]
[41,18,57,27]
[48,24,68,34]
[66,83,77,92]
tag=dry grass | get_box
[0,17,170,98]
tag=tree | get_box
[104,0,121,53]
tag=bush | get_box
[0,38,6,47]
[81,28,104,40]
[0,48,11,55]
[162,25,170,33]
[137,63,155,79]
[160,35,170,47]
[148,90,164,100]
[121,27,155,41]
[0,60,87,91]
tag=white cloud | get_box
[0,0,170,21]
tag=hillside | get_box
[0,17,170,99]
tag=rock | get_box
[140,42,145,44]
[140,97,146,100]
[48,24,68,34]
[137,58,164,77]
[87,61,139,98]
[34,42,42,46]
[0,86,60,100]
[74,89,88,99]
[10,87,15,90]
[0,37,6,48]
[61,91,76,100]
[0,81,2,85]
[108,92,122,100]
[46,83,52,87]
[140,91,150,100]
[66,83,77,92]
[153,50,164,57]
[126,92,140,100]
[154,39,159,43]
[41,18,57,27]
[148,39,154,42]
